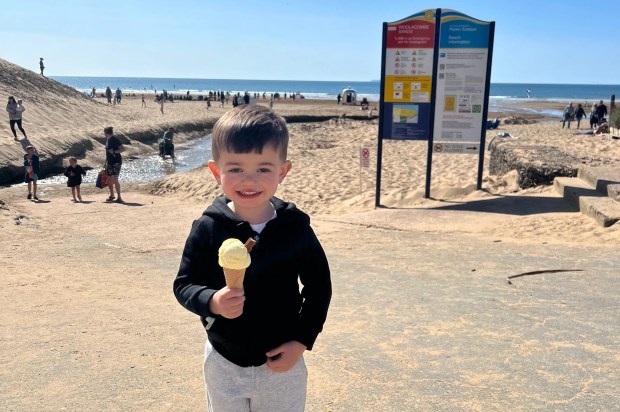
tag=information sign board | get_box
[381,10,437,141]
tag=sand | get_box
[2,59,620,410]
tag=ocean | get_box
[53,76,619,104]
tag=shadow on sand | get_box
[426,193,576,216]
[104,201,144,207]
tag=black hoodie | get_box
[174,195,332,367]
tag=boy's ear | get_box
[279,160,292,183]
[207,160,222,184]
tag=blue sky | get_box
[1,0,618,84]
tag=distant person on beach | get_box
[562,102,574,129]
[64,157,86,202]
[243,92,250,104]
[24,145,40,200]
[104,126,124,203]
[39,58,45,76]
[160,97,165,115]
[220,92,225,107]
[173,105,332,412]
[159,127,175,159]
[527,89,531,99]
[91,87,96,98]
[574,103,587,129]
[594,118,609,135]
[141,94,146,108]
[206,97,211,110]
[105,87,112,104]
[596,100,607,125]
[6,96,27,140]
[337,93,341,104]
[115,88,122,104]
[590,102,598,129]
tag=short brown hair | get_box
[211,105,289,162]
[104,126,114,135]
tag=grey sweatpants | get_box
[203,340,307,412]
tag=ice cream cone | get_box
[224,267,246,289]
[219,237,256,289]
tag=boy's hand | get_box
[265,341,307,372]
[209,287,245,319]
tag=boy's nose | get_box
[241,172,259,183]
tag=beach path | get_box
[1,187,619,411]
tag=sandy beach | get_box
[2,59,620,410]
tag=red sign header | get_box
[386,19,435,48]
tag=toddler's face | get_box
[209,146,291,212]
[69,159,77,166]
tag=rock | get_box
[489,140,580,188]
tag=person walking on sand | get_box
[574,103,587,129]
[141,94,147,108]
[104,126,124,203]
[596,100,608,125]
[24,145,40,200]
[589,102,598,129]
[64,157,86,202]
[6,96,27,140]
[562,102,575,129]
[174,105,332,412]
[105,87,112,104]
[39,58,45,76]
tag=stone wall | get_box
[489,140,580,188]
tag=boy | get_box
[174,105,332,411]
[64,156,86,202]
[24,145,40,200]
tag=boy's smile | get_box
[208,146,292,223]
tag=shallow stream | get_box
[37,135,212,185]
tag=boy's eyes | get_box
[226,167,273,173]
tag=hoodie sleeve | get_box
[293,226,332,350]
[173,218,221,319]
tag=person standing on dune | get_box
[39,58,45,76]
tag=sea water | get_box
[53,76,618,103]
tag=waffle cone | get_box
[224,267,246,288]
